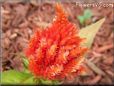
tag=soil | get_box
[1,1,114,85]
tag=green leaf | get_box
[1,70,35,85]
[19,53,29,69]
[22,57,29,69]
[40,79,60,85]
[78,16,85,25]
[1,70,60,85]
[84,9,92,20]
[77,9,92,25]
[79,18,105,48]
[34,77,61,85]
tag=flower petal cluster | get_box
[25,3,87,80]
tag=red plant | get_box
[25,3,87,80]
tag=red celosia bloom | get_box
[25,3,87,80]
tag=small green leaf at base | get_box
[1,70,34,85]
[1,70,60,85]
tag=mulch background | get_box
[1,1,114,85]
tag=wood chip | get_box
[106,70,114,77]
[10,33,17,39]
[85,59,106,76]
[103,56,113,65]
[97,44,114,53]
[85,75,102,85]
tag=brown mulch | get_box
[1,1,114,85]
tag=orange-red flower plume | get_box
[25,3,87,80]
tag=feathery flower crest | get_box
[25,3,87,80]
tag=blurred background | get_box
[1,0,114,85]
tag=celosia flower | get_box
[25,3,87,80]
